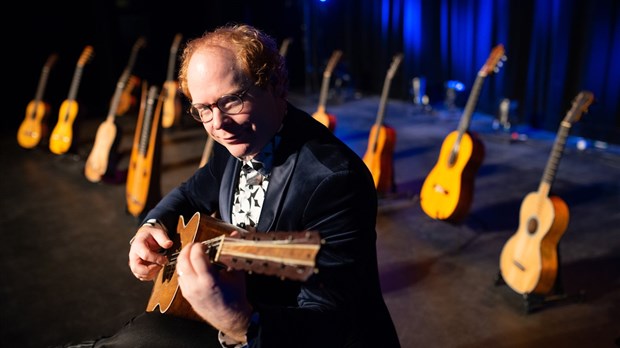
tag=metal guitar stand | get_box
[494,252,585,314]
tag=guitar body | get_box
[18,101,50,149]
[420,130,485,223]
[363,123,397,193]
[161,80,181,129]
[146,214,206,322]
[312,107,337,132]
[500,193,569,295]
[49,100,79,154]
[84,120,117,182]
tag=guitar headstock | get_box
[44,53,59,71]
[133,36,147,52]
[387,53,404,80]
[564,91,594,124]
[479,44,506,77]
[78,45,95,68]
[324,50,343,78]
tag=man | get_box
[112,23,399,347]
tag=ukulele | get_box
[362,53,403,193]
[420,44,506,223]
[17,53,58,149]
[115,37,146,116]
[126,84,162,217]
[312,50,342,132]
[146,212,321,321]
[499,91,594,296]
[161,33,183,129]
[48,46,94,155]
[84,68,132,183]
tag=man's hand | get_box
[128,224,174,281]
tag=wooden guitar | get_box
[362,53,403,193]
[84,68,131,183]
[146,212,321,321]
[161,33,183,129]
[312,50,342,132]
[17,53,58,149]
[126,84,162,217]
[48,46,94,155]
[500,91,594,296]
[420,44,506,223]
[115,37,146,116]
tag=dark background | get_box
[8,0,620,144]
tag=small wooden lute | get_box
[362,53,403,193]
[146,212,322,321]
[312,50,342,132]
[420,44,506,223]
[49,46,94,155]
[17,53,58,149]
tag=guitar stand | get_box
[494,270,585,314]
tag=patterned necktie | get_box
[232,161,268,228]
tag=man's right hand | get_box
[128,224,174,281]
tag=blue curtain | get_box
[306,0,619,144]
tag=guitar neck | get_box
[201,231,321,281]
[33,54,58,104]
[166,34,182,81]
[138,86,160,155]
[107,69,131,122]
[317,72,331,111]
[538,122,571,197]
[456,74,485,136]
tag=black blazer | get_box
[146,104,400,347]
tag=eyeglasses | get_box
[189,87,250,123]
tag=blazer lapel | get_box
[257,151,296,232]
[219,157,240,224]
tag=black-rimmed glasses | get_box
[189,87,250,123]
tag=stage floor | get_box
[2,92,619,347]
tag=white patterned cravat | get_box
[231,133,280,229]
[232,161,269,228]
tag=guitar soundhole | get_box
[527,218,538,234]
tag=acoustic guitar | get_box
[161,33,183,129]
[17,53,58,149]
[115,37,146,116]
[48,46,94,155]
[146,212,321,321]
[362,53,403,193]
[499,91,594,296]
[126,84,162,217]
[312,50,342,132]
[84,68,132,183]
[420,44,506,223]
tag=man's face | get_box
[186,46,283,160]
